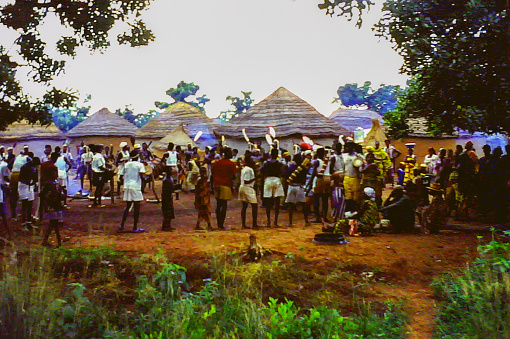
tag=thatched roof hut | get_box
[152,125,197,157]
[135,102,219,148]
[363,119,388,147]
[329,108,383,132]
[66,108,138,151]
[218,87,350,140]
[0,120,66,157]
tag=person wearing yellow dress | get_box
[404,143,417,184]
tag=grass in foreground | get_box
[433,232,510,338]
[0,246,407,338]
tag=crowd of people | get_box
[0,136,508,247]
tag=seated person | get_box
[379,185,415,233]
[326,187,380,236]
[422,182,449,234]
[405,176,429,226]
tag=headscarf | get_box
[363,187,376,201]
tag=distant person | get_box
[285,153,307,227]
[380,185,415,233]
[261,148,284,227]
[78,145,93,195]
[9,146,29,218]
[41,152,65,247]
[90,144,106,208]
[119,151,145,233]
[384,139,401,186]
[0,157,11,239]
[161,167,175,231]
[239,155,258,229]
[18,154,38,229]
[211,148,237,230]
[195,166,212,230]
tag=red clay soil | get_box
[8,182,489,339]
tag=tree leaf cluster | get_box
[374,0,510,135]
[157,81,210,113]
[0,0,154,129]
[51,94,92,132]
[218,91,254,123]
[334,81,399,114]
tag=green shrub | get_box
[433,234,510,338]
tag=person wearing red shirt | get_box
[211,148,238,230]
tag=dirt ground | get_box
[7,177,493,339]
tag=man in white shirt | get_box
[90,144,106,207]
[9,147,29,218]
[115,142,130,196]
[0,158,11,238]
[239,154,258,229]
[79,145,93,194]
[119,151,145,233]
[161,142,179,174]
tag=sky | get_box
[7,0,408,119]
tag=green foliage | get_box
[218,91,254,123]
[433,233,510,338]
[115,106,159,128]
[52,94,92,132]
[334,82,399,114]
[158,81,210,113]
[373,0,510,134]
[0,0,154,129]
[318,0,373,28]
[0,246,408,339]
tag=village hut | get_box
[216,87,351,152]
[0,120,66,158]
[329,108,383,132]
[380,118,508,165]
[389,118,458,164]
[152,125,197,158]
[363,119,388,148]
[66,108,138,153]
[135,102,219,150]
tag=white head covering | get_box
[364,187,376,201]
[119,141,128,148]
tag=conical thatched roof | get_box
[66,108,138,138]
[135,102,219,142]
[329,108,383,132]
[363,119,388,147]
[0,120,65,141]
[153,125,197,152]
[217,87,350,139]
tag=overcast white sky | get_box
[7,0,408,118]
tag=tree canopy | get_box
[115,106,158,128]
[0,0,154,130]
[322,0,510,136]
[51,94,92,132]
[218,91,254,123]
[333,82,399,114]
[156,81,210,113]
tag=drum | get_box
[353,158,364,168]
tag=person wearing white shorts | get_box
[285,153,308,227]
[261,149,284,227]
[119,151,145,233]
[239,155,258,229]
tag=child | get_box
[194,166,212,230]
[161,167,175,231]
